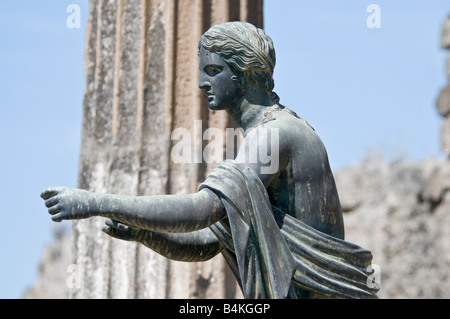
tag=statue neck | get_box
[228,85,274,133]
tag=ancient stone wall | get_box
[336,157,450,299]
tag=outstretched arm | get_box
[103,220,223,262]
[40,187,226,234]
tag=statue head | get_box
[198,22,276,101]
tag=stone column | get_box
[422,15,450,206]
[437,16,450,156]
[72,0,263,299]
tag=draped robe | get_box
[199,160,379,299]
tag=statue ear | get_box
[233,73,248,90]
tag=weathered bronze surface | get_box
[41,22,378,299]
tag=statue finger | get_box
[104,219,116,228]
[48,204,61,216]
[102,225,130,240]
[51,213,63,223]
[105,219,129,231]
[45,196,59,208]
[102,225,121,235]
[40,187,63,200]
[102,225,111,234]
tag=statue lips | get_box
[205,91,215,103]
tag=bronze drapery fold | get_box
[200,160,379,299]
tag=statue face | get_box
[198,47,242,111]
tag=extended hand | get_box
[102,219,141,242]
[40,187,93,222]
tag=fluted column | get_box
[72,0,263,299]
[437,16,450,156]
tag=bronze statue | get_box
[41,21,379,299]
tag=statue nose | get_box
[199,70,211,89]
[199,79,211,90]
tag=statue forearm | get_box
[135,228,223,262]
[90,188,225,233]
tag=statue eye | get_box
[205,65,223,76]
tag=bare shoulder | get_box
[263,109,332,173]
[260,109,321,148]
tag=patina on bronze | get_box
[41,22,379,299]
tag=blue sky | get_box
[0,1,449,299]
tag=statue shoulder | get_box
[261,107,315,138]
[262,109,329,160]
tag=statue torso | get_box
[264,109,345,239]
